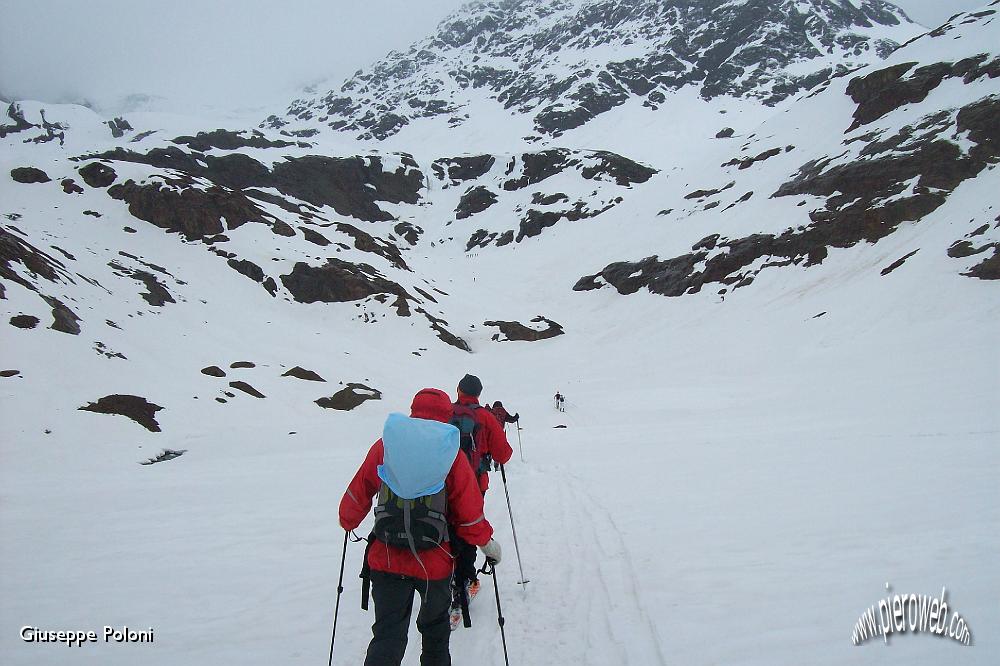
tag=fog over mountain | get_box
[0,0,986,115]
[2,1,998,665]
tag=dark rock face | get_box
[0,103,33,137]
[272,0,914,139]
[432,155,496,184]
[172,129,297,152]
[107,117,133,138]
[722,147,785,170]
[61,178,84,194]
[280,259,412,315]
[44,296,81,334]
[79,162,118,188]
[503,150,655,191]
[456,186,498,219]
[416,308,471,352]
[229,381,265,398]
[10,314,40,329]
[201,366,227,377]
[301,227,331,246]
[139,449,186,465]
[79,394,163,432]
[108,179,268,240]
[335,222,409,270]
[283,366,326,381]
[964,247,1000,280]
[10,167,51,184]
[394,222,422,245]
[846,55,999,131]
[316,383,382,410]
[268,156,423,220]
[227,258,265,283]
[81,148,424,223]
[1,228,69,292]
[484,316,564,341]
[109,261,175,306]
[881,249,919,275]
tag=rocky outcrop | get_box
[1,228,69,292]
[432,155,496,184]
[0,103,33,138]
[280,259,412,315]
[9,314,40,329]
[61,178,84,194]
[282,366,326,382]
[229,381,265,398]
[10,167,50,184]
[846,55,999,131]
[79,394,163,432]
[109,261,175,306]
[80,148,424,223]
[172,129,298,152]
[456,186,498,219]
[107,178,269,240]
[78,162,118,188]
[576,93,1000,298]
[316,383,382,410]
[484,316,564,341]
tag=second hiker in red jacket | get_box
[449,374,514,621]
[454,374,513,493]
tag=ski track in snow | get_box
[447,454,667,666]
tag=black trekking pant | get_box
[365,571,452,666]
[451,533,478,597]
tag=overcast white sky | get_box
[0,0,989,115]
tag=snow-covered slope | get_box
[1,2,998,665]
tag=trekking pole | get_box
[327,530,349,666]
[515,423,524,463]
[499,464,529,587]
[479,559,510,666]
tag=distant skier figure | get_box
[489,400,519,427]
[339,388,501,666]
[554,391,565,412]
[449,374,514,628]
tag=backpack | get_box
[372,483,448,552]
[451,402,491,475]
[369,412,458,553]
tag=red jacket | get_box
[457,395,514,492]
[339,438,493,580]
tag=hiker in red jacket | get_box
[490,400,519,427]
[339,387,501,666]
[449,374,513,622]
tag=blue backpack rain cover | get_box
[374,414,460,552]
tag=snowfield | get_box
[2,1,999,664]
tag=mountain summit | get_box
[264,0,920,142]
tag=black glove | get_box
[513,413,519,422]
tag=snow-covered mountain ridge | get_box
[264,0,920,143]
[1,3,999,665]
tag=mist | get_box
[0,0,988,116]
[0,0,468,115]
